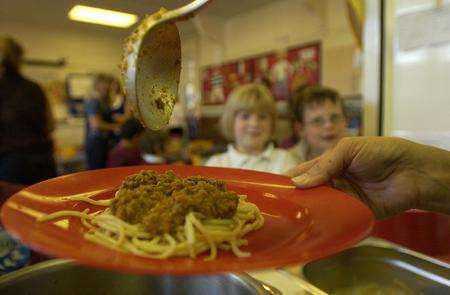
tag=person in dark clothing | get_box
[85,73,120,169]
[106,118,145,167]
[0,36,57,185]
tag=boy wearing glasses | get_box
[288,86,348,163]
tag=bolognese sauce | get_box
[111,171,239,236]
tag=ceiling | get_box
[0,0,275,35]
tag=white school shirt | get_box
[205,144,296,174]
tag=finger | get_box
[291,143,348,188]
[284,157,321,177]
[292,172,328,188]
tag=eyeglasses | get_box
[305,113,345,127]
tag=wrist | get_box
[414,143,450,214]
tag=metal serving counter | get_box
[0,238,448,294]
[251,238,450,294]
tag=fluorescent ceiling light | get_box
[68,5,138,28]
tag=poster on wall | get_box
[201,42,320,104]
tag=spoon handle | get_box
[163,0,210,22]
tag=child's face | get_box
[300,100,347,153]
[234,110,272,154]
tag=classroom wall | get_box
[194,0,359,96]
[0,19,126,77]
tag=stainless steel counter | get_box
[257,238,450,294]
[0,238,448,294]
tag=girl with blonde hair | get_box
[206,83,295,174]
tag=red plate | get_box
[1,165,374,275]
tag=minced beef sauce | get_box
[111,170,239,236]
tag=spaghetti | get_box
[37,170,264,260]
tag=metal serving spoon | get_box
[121,0,209,130]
